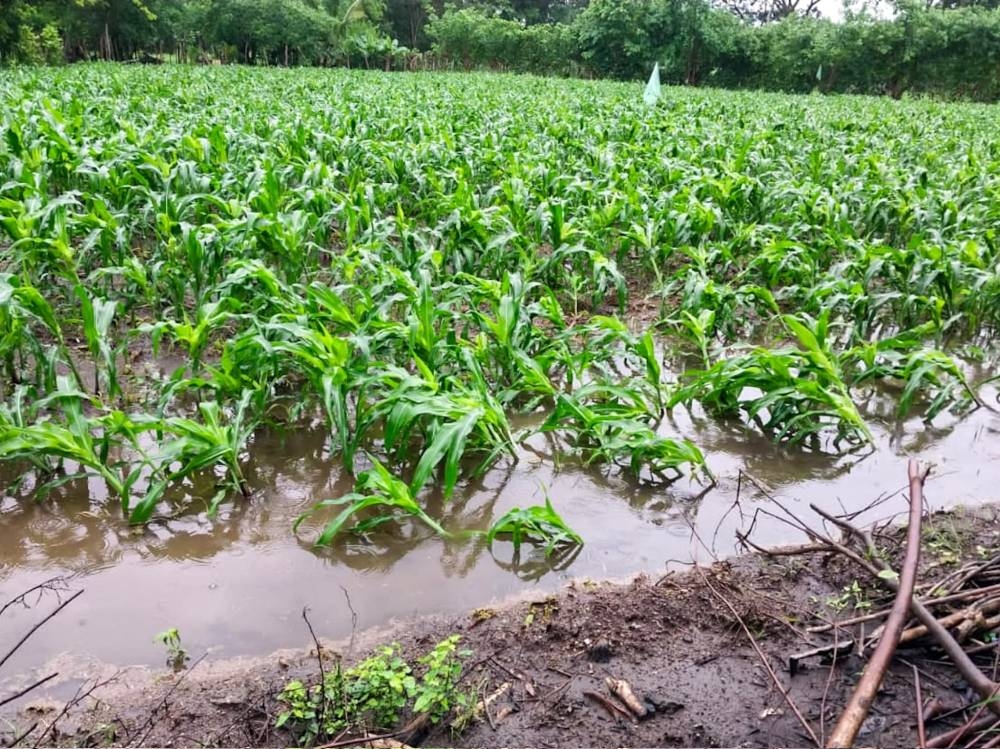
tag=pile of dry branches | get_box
[738,459,1000,749]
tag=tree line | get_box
[2,0,1000,100]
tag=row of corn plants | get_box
[1,65,998,558]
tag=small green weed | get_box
[275,635,471,747]
[923,519,965,566]
[154,627,188,671]
[823,581,871,612]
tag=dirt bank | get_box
[5,502,1000,748]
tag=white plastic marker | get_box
[643,62,661,106]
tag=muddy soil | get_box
[7,504,1000,748]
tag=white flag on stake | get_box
[644,62,661,106]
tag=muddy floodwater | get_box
[2,387,999,690]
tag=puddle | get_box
[2,388,999,691]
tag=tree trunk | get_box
[284,43,288,66]
[409,6,419,48]
[100,20,112,60]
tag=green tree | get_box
[574,0,655,79]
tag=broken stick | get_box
[584,690,635,722]
[605,677,647,719]
[826,458,925,749]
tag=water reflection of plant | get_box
[489,539,584,582]
[295,464,585,581]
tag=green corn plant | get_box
[671,309,716,369]
[632,330,666,411]
[368,372,517,499]
[0,273,80,391]
[296,456,449,546]
[671,312,872,447]
[671,348,872,448]
[4,66,1000,549]
[485,494,582,558]
[139,390,259,523]
[844,331,980,420]
[249,316,356,458]
[0,376,158,511]
[583,418,712,481]
[541,385,712,481]
[896,350,981,419]
[76,284,120,398]
[145,299,237,378]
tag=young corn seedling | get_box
[485,494,582,558]
[296,456,449,546]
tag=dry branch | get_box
[826,459,925,749]
[895,597,1000,646]
[809,583,1000,635]
[0,672,59,709]
[804,502,1000,718]
[789,640,855,677]
[914,664,926,749]
[0,589,84,672]
[927,715,1000,748]
[583,690,634,722]
[451,681,510,730]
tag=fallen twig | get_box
[533,678,571,713]
[896,598,1000,646]
[313,729,409,749]
[340,586,358,658]
[130,654,207,747]
[8,720,39,747]
[0,577,73,619]
[698,567,821,747]
[736,533,831,558]
[31,672,119,748]
[0,589,83,671]
[826,459,925,749]
[914,664,927,749]
[583,690,634,722]
[789,640,855,677]
[395,712,431,746]
[0,672,59,709]
[452,681,510,730]
[927,716,1000,748]
[944,685,1000,749]
[983,728,1000,749]
[928,554,1000,598]
[819,628,845,745]
[493,704,516,724]
[487,657,523,682]
[303,607,330,734]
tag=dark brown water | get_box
[2,386,999,691]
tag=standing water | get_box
[2,393,998,687]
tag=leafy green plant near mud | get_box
[275,635,472,747]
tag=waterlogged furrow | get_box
[1,65,998,557]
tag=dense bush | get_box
[3,0,1000,100]
[427,8,578,74]
[431,0,1000,101]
